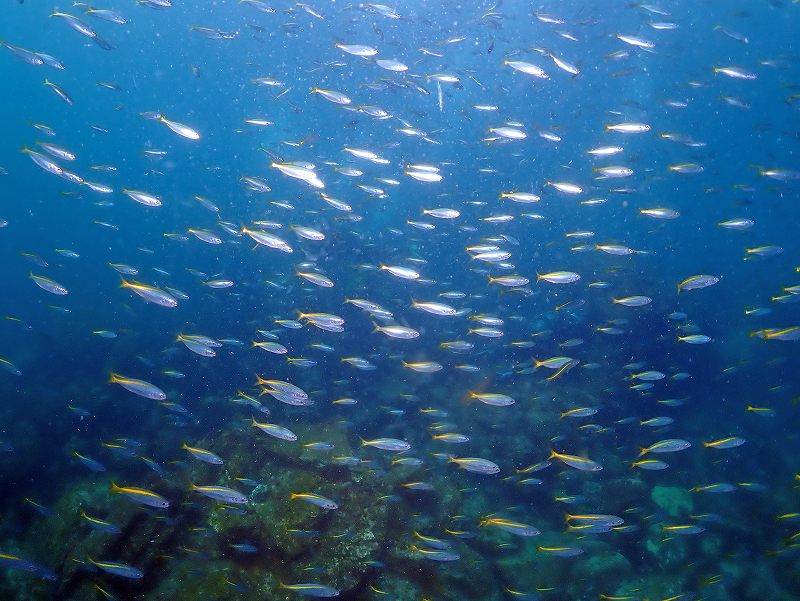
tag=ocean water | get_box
[0,1,798,599]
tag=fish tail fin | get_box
[109,482,120,494]
[637,447,648,457]
[107,372,119,383]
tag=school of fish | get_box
[0,1,799,601]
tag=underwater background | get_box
[0,0,799,599]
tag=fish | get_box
[109,373,166,400]
[81,509,122,534]
[549,450,603,472]
[0,552,56,581]
[360,437,411,452]
[43,79,73,105]
[29,273,67,295]
[638,439,692,456]
[119,279,178,307]
[289,493,339,510]
[72,452,106,473]
[110,483,169,508]
[279,582,340,597]
[479,517,541,537]
[251,419,298,441]
[0,3,798,599]
[448,456,500,474]
[87,557,143,579]
[190,483,248,504]
[182,443,223,465]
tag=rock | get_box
[651,485,692,518]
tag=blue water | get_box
[0,1,799,600]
